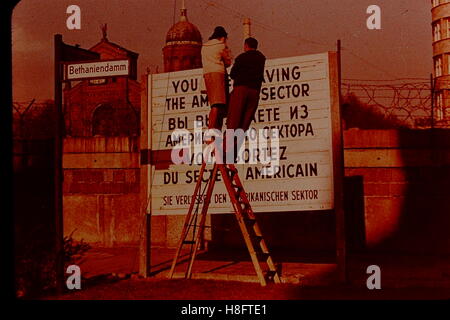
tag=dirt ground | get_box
[50,277,450,300]
[42,247,450,300]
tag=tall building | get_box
[163,3,202,72]
[431,0,450,126]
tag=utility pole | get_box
[243,18,251,40]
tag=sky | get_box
[12,0,433,102]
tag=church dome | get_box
[165,9,202,46]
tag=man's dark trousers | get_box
[226,85,259,131]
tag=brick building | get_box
[432,0,450,126]
[64,30,140,137]
[63,29,141,246]
[63,3,204,246]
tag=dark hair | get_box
[244,37,258,49]
[209,26,228,40]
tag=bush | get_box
[63,230,91,266]
[15,228,91,298]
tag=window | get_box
[447,54,450,74]
[433,22,441,41]
[445,18,450,38]
[435,56,443,77]
[436,91,444,121]
[92,104,139,137]
[92,104,114,136]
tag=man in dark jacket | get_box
[226,37,265,132]
[225,37,265,163]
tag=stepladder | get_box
[167,153,282,286]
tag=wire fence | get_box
[12,79,438,139]
[341,80,434,129]
[13,99,56,139]
[12,100,55,171]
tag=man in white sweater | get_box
[201,26,233,132]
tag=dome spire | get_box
[163,0,202,72]
[101,23,108,41]
[180,0,187,22]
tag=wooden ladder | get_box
[167,161,281,286]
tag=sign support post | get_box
[139,73,152,277]
[54,34,64,293]
[335,39,347,283]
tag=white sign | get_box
[64,59,129,80]
[147,52,337,215]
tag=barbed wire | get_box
[12,100,55,139]
[342,80,433,128]
[13,79,437,131]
